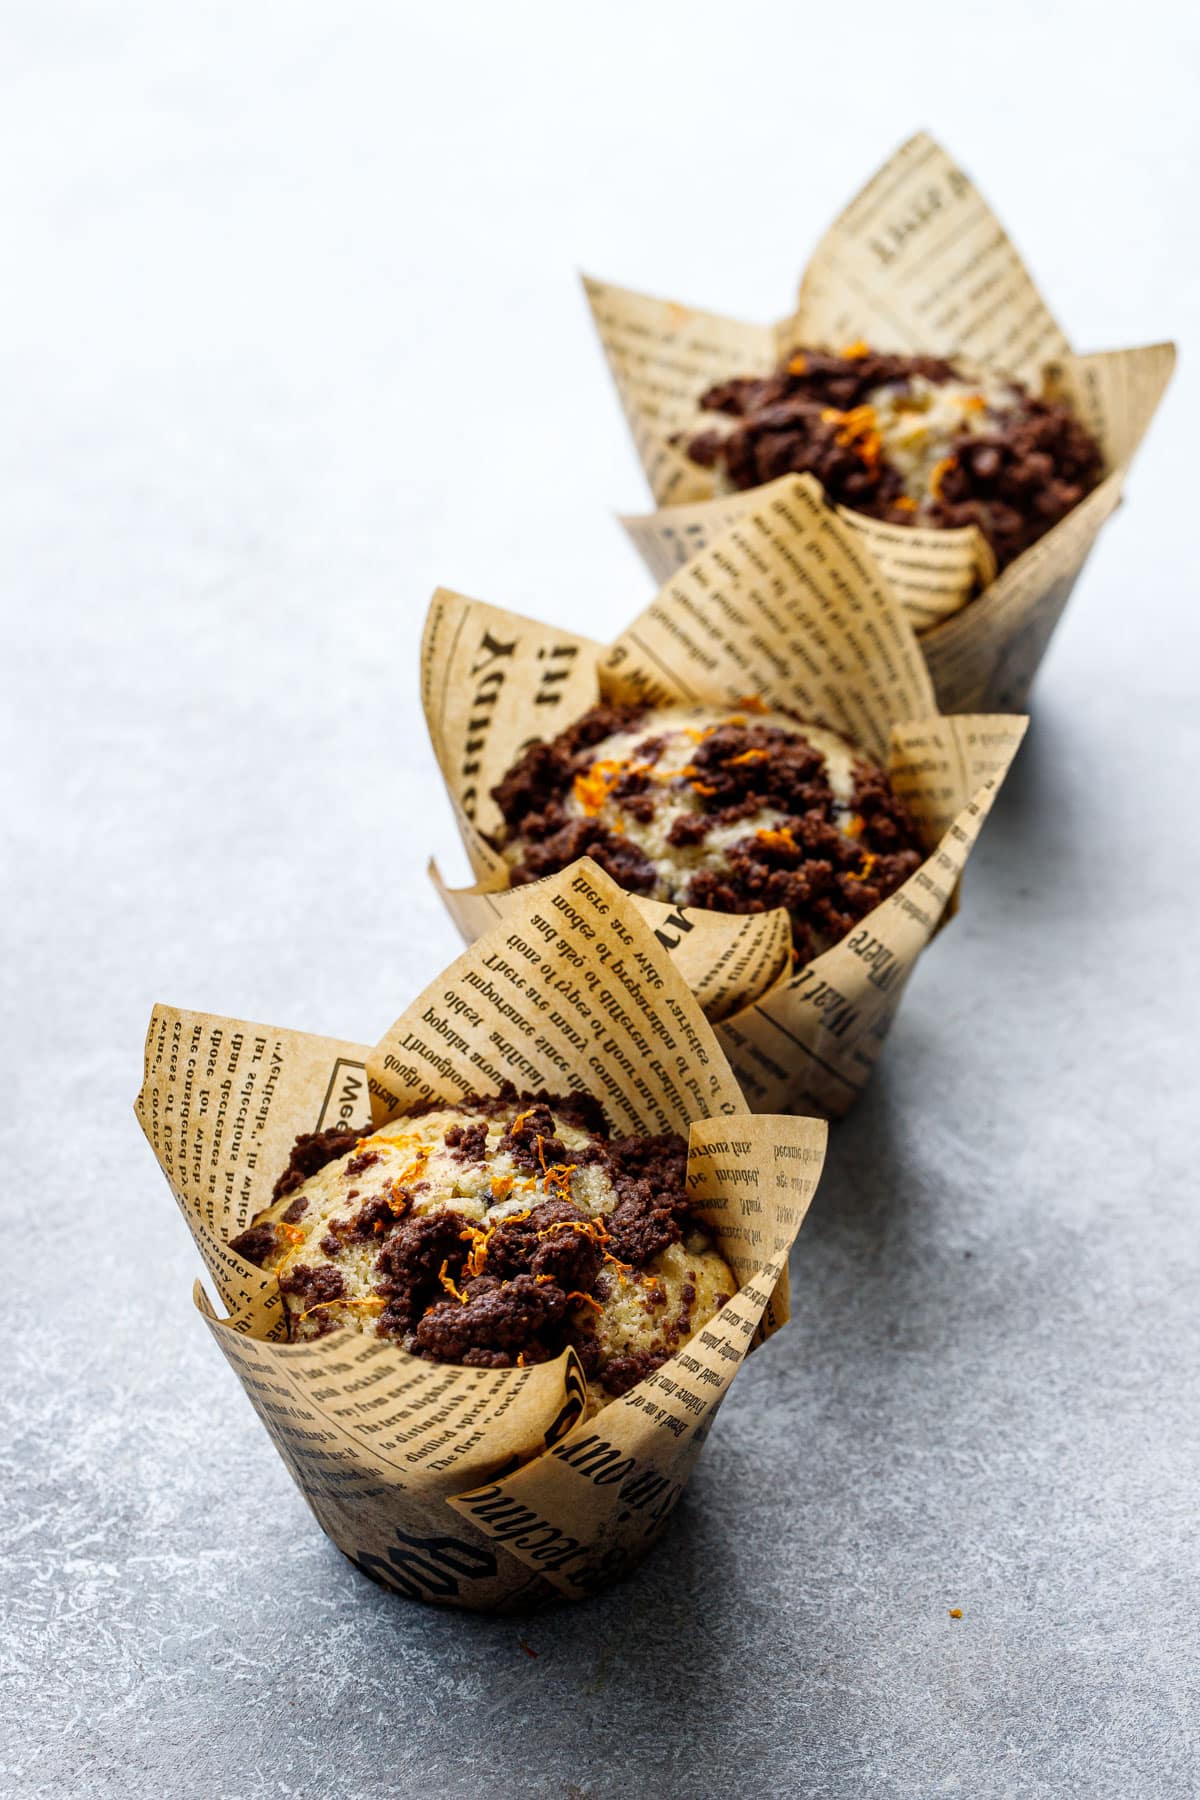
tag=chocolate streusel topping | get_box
[370,1122,695,1376]
[683,346,1102,571]
[490,702,646,828]
[494,704,925,963]
[227,1221,279,1267]
[240,1092,732,1404]
[270,1125,360,1202]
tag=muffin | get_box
[682,344,1103,571]
[491,701,925,963]
[230,1084,736,1417]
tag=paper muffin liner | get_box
[136,860,826,1612]
[423,474,1028,1120]
[583,131,1174,713]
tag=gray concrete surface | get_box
[3,4,1198,1796]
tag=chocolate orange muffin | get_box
[231,1086,736,1416]
[682,344,1103,571]
[492,702,925,963]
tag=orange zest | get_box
[567,1291,603,1313]
[843,813,865,838]
[892,494,918,513]
[543,1216,609,1243]
[542,1161,578,1201]
[728,748,768,766]
[929,455,957,498]
[787,352,808,375]
[573,758,627,816]
[491,1172,514,1201]
[438,1259,469,1304]
[755,826,796,852]
[839,338,870,359]
[353,1129,415,1156]
[382,1145,430,1191]
[736,694,768,714]
[383,1180,411,1221]
[459,1205,534,1279]
[825,403,882,469]
[458,1221,490,1279]
[847,852,879,883]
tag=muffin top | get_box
[230,1084,736,1413]
[682,343,1103,570]
[492,702,925,964]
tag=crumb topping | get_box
[491,703,924,963]
[230,1085,735,1414]
[682,345,1103,570]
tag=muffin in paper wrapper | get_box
[136,860,826,1611]
[424,474,1027,1119]
[583,131,1174,713]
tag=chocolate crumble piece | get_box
[606,1193,682,1267]
[549,1090,610,1136]
[281,1195,309,1224]
[666,812,711,849]
[345,1190,407,1241]
[486,1199,603,1291]
[491,703,646,828]
[414,1273,570,1365]
[601,1349,669,1397]
[344,1149,380,1178]
[228,1222,279,1267]
[374,1210,470,1338]
[504,815,658,895]
[497,1103,569,1175]
[444,1121,487,1162]
[602,1133,691,1266]
[927,398,1102,567]
[683,744,924,962]
[276,1263,347,1335]
[271,1125,359,1202]
[277,1262,346,1307]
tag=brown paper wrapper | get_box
[423,475,1028,1119]
[585,131,1174,712]
[136,861,825,1611]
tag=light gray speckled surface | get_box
[3,5,1199,1796]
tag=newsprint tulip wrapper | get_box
[584,132,1174,713]
[137,861,826,1611]
[424,475,1027,1119]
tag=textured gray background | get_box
[3,4,1199,1796]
